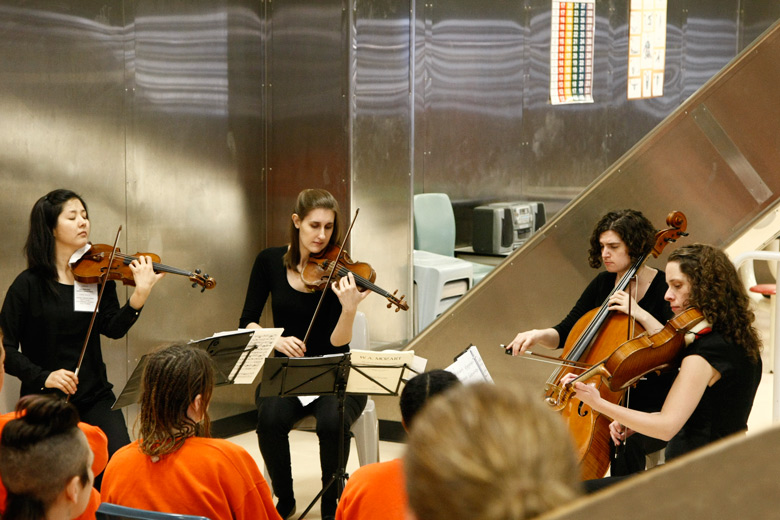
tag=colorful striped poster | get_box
[627,0,667,99]
[550,0,595,105]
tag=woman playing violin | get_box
[0,189,164,463]
[506,209,675,475]
[239,188,368,520]
[564,244,762,487]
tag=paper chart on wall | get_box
[550,0,595,105]
[627,0,667,99]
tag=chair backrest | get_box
[413,193,456,257]
[96,503,211,520]
[351,310,370,350]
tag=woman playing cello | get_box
[563,244,762,489]
[239,188,368,520]
[0,189,165,463]
[506,209,674,475]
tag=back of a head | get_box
[0,395,90,520]
[138,343,216,458]
[405,382,581,520]
[399,369,460,428]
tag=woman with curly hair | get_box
[564,244,762,468]
[506,209,675,475]
[100,344,280,520]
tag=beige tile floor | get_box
[229,300,778,520]
[229,429,406,520]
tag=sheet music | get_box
[229,328,284,384]
[346,350,420,394]
[446,345,493,384]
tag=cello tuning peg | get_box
[192,282,197,288]
[201,286,206,293]
[195,268,202,274]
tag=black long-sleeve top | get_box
[0,269,141,406]
[239,246,347,357]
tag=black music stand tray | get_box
[112,331,256,410]
[260,353,411,520]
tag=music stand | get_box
[112,331,256,410]
[260,353,411,520]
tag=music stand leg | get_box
[297,361,350,520]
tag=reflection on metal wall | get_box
[350,0,414,342]
[415,0,780,246]
[407,20,780,397]
[1,0,778,427]
[0,1,267,423]
[267,0,350,247]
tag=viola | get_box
[71,244,216,291]
[301,244,409,312]
[541,210,688,479]
[555,308,705,403]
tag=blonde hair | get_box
[405,382,581,520]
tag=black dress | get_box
[552,269,675,474]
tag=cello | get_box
[543,211,688,479]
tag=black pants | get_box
[76,392,131,490]
[255,388,367,517]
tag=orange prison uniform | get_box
[336,458,406,520]
[0,412,108,520]
[101,437,281,520]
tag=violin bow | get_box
[68,225,122,401]
[302,209,359,346]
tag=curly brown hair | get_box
[668,244,762,362]
[588,209,656,269]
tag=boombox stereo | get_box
[472,202,545,255]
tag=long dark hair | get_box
[138,343,215,458]
[668,244,762,362]
[587,209,655,269]
[282,189,341,271]
[25,189,88,281]
[0,395,91,520]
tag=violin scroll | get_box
[387,290,409,312]
[190,268,217,292]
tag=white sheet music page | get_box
[229,328,284,384]
[445,345,494,384]
[346,350,419,394]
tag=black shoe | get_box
[275,499,296,520]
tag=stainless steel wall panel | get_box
[350,0,413,343]
[266,0,350,248]
[123,1,267,421]
[406,21,780,395]
[0,2,128,413]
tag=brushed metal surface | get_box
[405,20,780,398]
[0,0,778,430]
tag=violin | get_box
[541,210,689,479]
[555,308,705,402]
[71,244,216,291]
[301,244,409,312]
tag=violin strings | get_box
[323,262,391,299]
[101,251,193,277]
